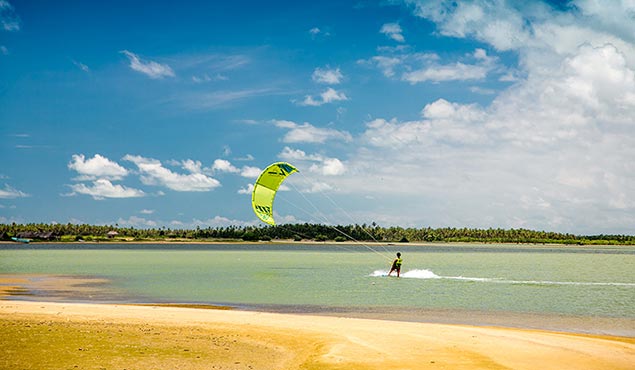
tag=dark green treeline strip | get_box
[1,223,634,245]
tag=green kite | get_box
[251,162,298,225]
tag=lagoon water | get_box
[1,243,634,333]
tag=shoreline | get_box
[2,239,633,247]
[2,300,634,369]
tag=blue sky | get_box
[1,0,635,234]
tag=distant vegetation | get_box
[1,222,634,246]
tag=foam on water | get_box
[496,279,635,287]
[370,269,441,279]
[370,269,635,286]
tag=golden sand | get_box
[1,301,633,370]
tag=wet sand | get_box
[1,300,634,370]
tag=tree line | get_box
[1,222,634,245]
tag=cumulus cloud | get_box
[332,0,635,232]
[120,50,175,79]
[380,22,405,42]
[274,120,352,143]
[315,158,346,176]
[212,159,240,173]
[362,47,498,83]
[180,159,204,174]
[0,183,28,199]
[238,183,254,195]
[365,56,402,77]
[298,87,348,106]
[123,155,220,192]
[403,49,497,83]
[279,147,346,176]
[407,0,533,51]
[69,179,145,200]
[312,67,343,84]
[362,98,487,150]
[68,154,129,180]
[240,166,262,178]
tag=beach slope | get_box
[1,301,633,370]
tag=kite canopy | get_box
[251,162,298,225]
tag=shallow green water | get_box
[1,244,634,320]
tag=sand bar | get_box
[1,300,634,370]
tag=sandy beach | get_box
[1,300,633,370]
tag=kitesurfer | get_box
[388,252,403,277]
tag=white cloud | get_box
[300,181,333,194]
[120,50,175,79]
[181,159,204,174]
[367,56,402,77]
[0,0,20,32]
[321,87,349,103]
[402,62,489,83]
[123,155,221,192]
[324,0,635,233]
[362,99,486,148]
[235,154,255,161]
[117,216,158,228]
[380,22,405,42]
[192,73,227,83]
[69,179,145,200]
[192,215,255,227]
[278,147,346,176]
[364,47,497,83]
[68,154,129,180]
[184,88,279,110]
[312,67,343,84]
[279,146,322,162]
[469,86,496,95]
[314,158,346,176]
[408,0,532,51]
[298,87,348,106]
[238,183,254,194]
[212,159,240,173]
[140,209,155,214]
[73,60,90,72]
[234,119,259,125]
[274,120,352,143]
[0,184,28,199]
[240,166,262,178]
[0,45,7,55]
[309,26,330,38]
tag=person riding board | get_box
[388,252,403,277]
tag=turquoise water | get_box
[1,244,634,320]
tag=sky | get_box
[1,0,635,235]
